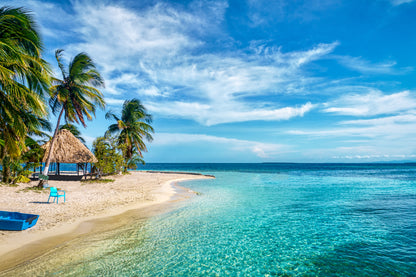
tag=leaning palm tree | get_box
[105,99,154,170]
[39,49,105,186]
[0,6,50,182]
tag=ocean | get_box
[5,163,416,276]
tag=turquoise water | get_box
[6,164,416,276]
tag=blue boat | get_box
[0,211,39,231]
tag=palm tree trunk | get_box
[38,106,65,187]
[1,146,10,183]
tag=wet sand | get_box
[0,171,212,272]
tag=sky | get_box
[5,0,416,163]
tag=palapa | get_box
[41,129,98,163]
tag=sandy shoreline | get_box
[0,171,213,272]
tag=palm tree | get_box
[39,49,105,186]
[0,112,51,182]
[60,123,86,143]
[0,6,50,182]
[105,99,154,170]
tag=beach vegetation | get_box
[92,135,126,176]
[81,178,114,184]
[20,186,48,193]
[1,5,153,185]
[39,49,106,187]
[125,153,145,170]
[105,99,154,172]
[0,6,50,183]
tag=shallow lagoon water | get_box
[6,164,416,276]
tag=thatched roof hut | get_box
[42,129,97,163]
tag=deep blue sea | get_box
[8,163,416,276]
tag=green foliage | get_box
[0,6,51,183]
[49,49,105,127]
[81,178,114,184]
[14,175,30,183]
[38,174,49,181]
[41,49,106,187]
[125,154,145,170]
[105,99,154,171]
[93,135,126,175]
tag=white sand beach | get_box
[0,171,212,272]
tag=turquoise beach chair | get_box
[48,187,66,204]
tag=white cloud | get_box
[335,55,410,74]
[153,133,287,158]
[3,0,78,42]
[147,101,314,125]
[340,113,416,125]
[72,3,203,57]
[26,0,334,125]
[288,122,416,139]
[83,135,97,147]
[323,90,416,116]
[104,97,125,105]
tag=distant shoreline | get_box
[143,170,215,178]
[139,161,416,165]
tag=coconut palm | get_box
[0,112,51,182]
[105,99,154,169]
[0,6,50,182]
[39,49,105,186]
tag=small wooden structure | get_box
[41,129,97,180]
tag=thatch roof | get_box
[42,129,98,163]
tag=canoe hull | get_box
[0,211,39,231]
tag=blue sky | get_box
[6,0,416,162]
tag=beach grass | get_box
[81,178,115,184]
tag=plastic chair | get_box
[48,187,66,204]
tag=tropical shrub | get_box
[93,136,126,176]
